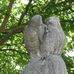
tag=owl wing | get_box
[23,26,39,55]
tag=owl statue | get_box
[23,15,46,59]
[41,16,66,55]
[23,15,67,74]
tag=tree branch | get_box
[0,0,15,33]
[0,23,27,45]
[18,0,33,25]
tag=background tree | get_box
[0,0,74,74]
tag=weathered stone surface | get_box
[23,15,68,74]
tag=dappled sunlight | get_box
[65,49,74,57]
[21,0,28,4]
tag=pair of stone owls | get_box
[24,15,65,59]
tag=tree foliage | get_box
[0,0,74,74]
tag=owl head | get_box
[45,16,61,27]
[30,15,43,27]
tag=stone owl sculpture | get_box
[23,15,46,59]
[23,15,68,74]
[41,16,66,56]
